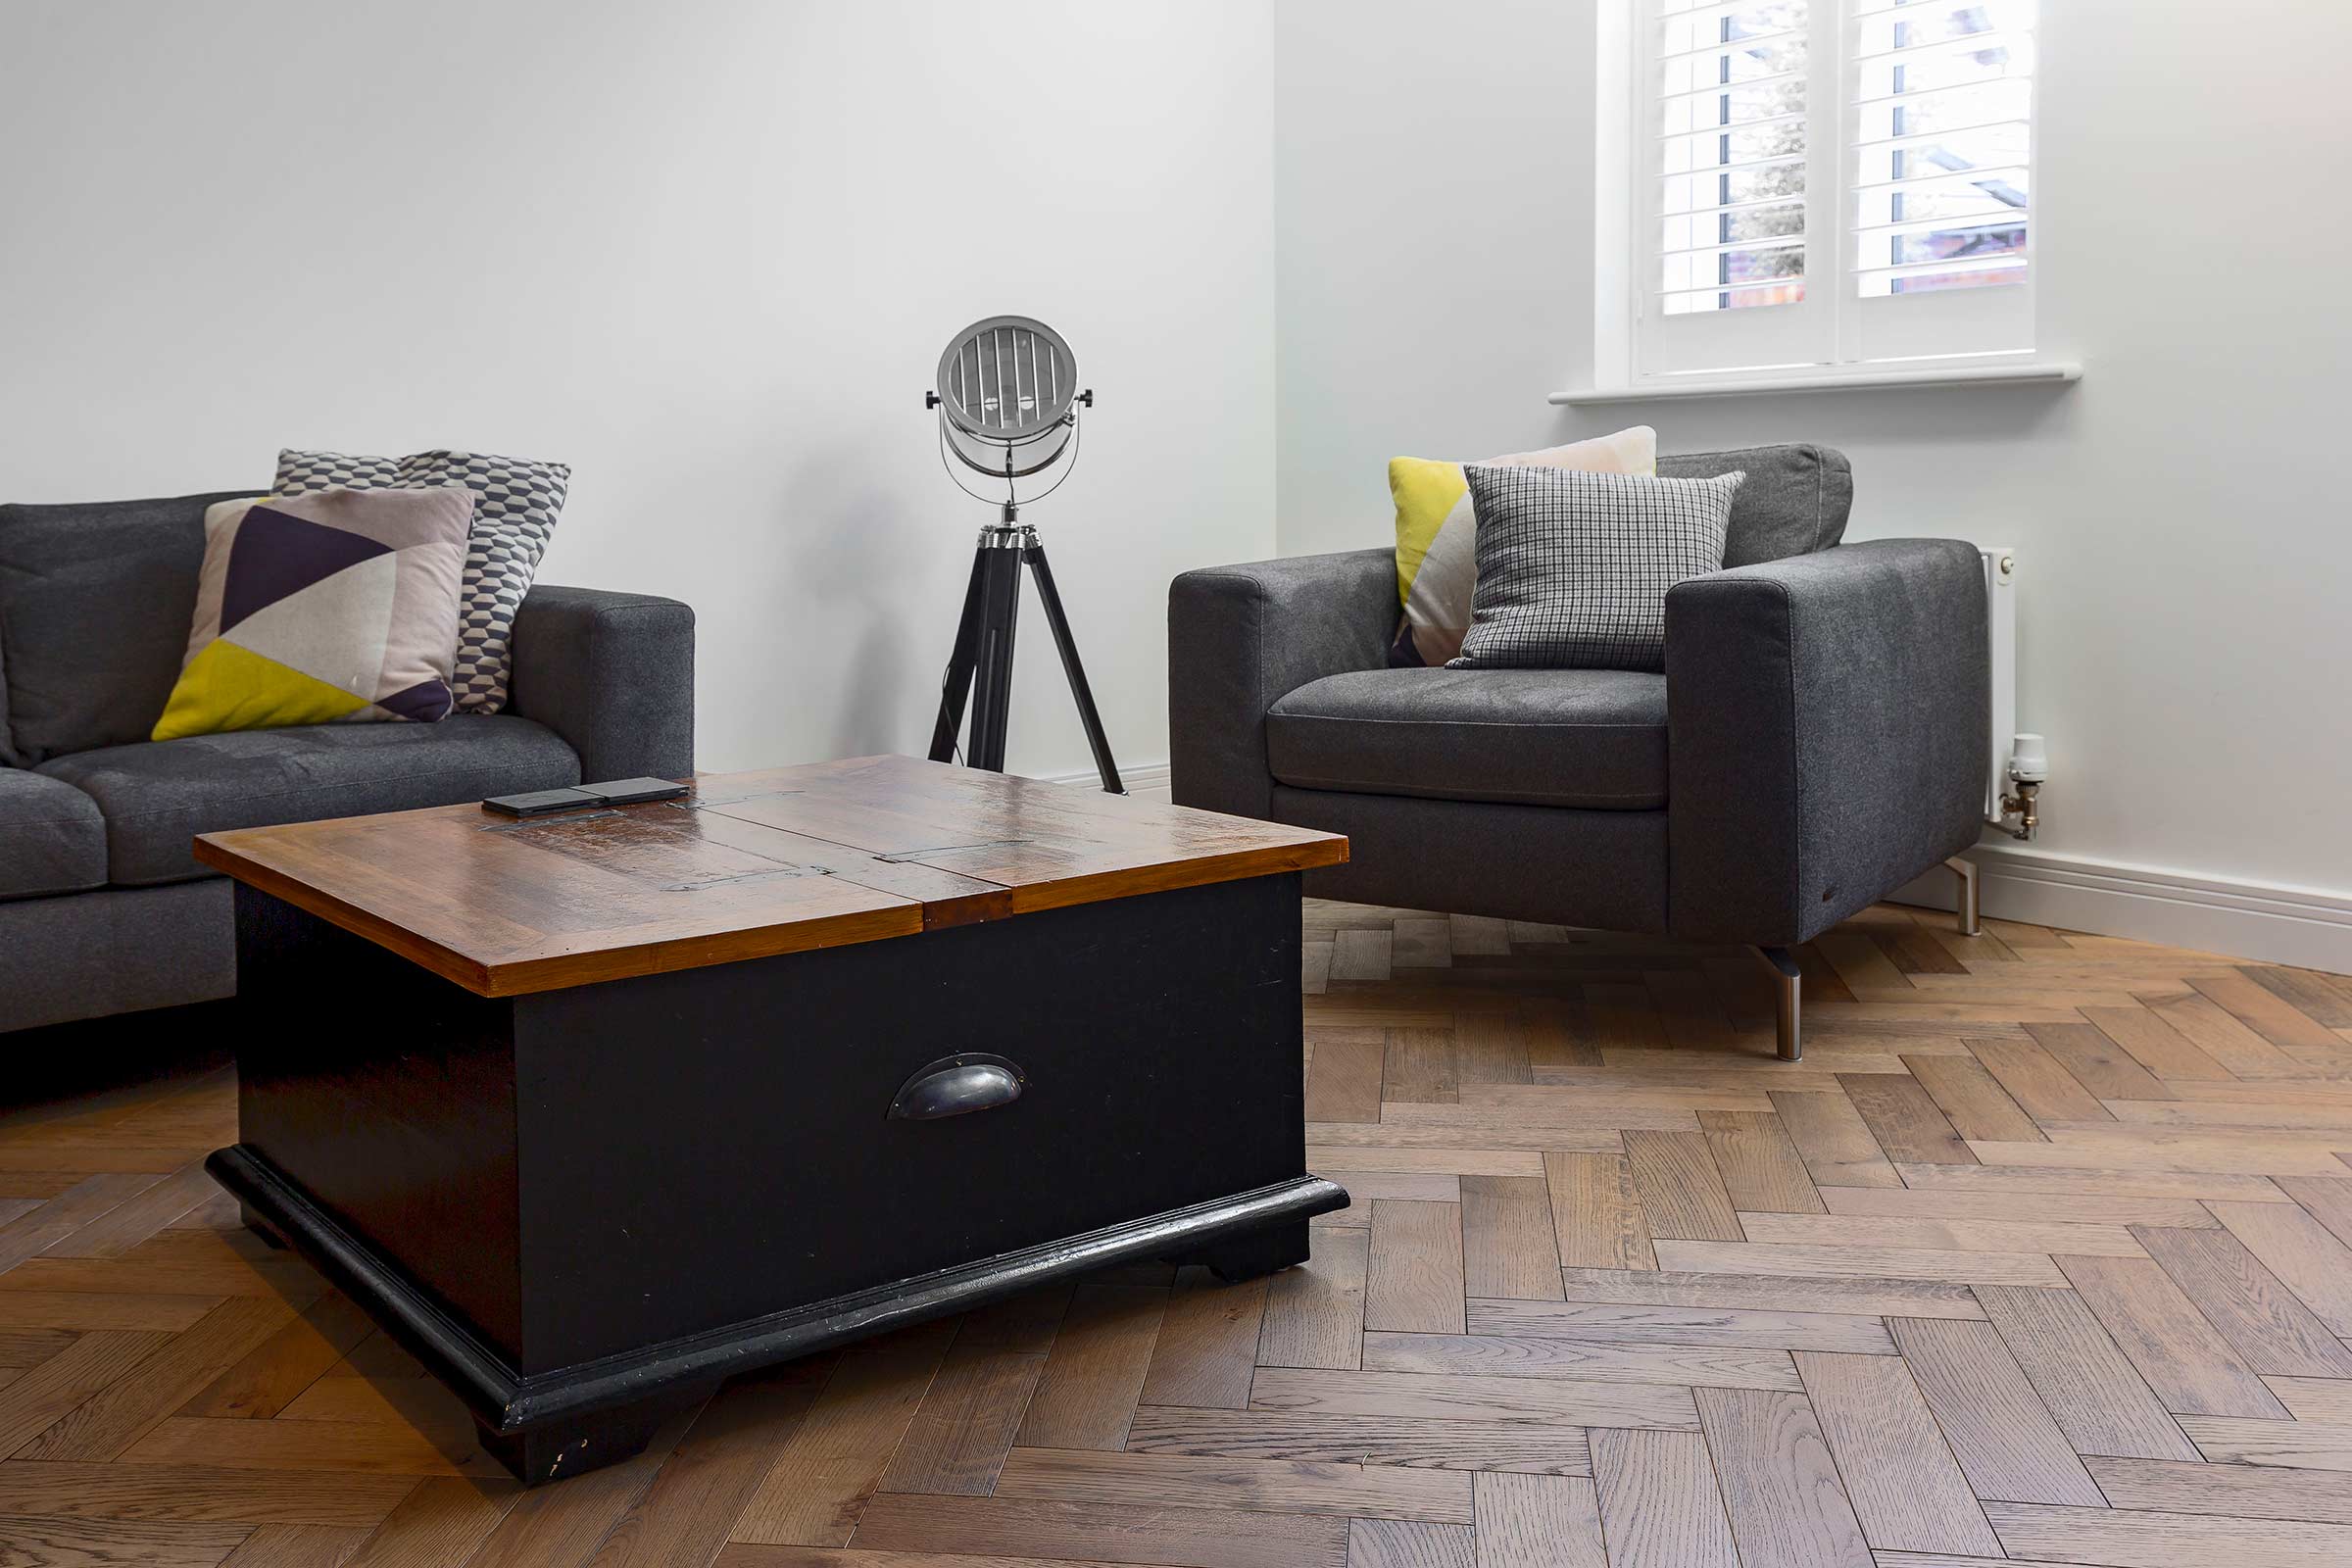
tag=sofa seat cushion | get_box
[1266,666,1668,810]
[0,767,107,901]
[36,715,582,887]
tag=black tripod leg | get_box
[1024,542,1125,794]
[928,547,991,764]
[966,544,1023,772]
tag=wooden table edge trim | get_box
[195,827,1346,999]
[194,836,501,994]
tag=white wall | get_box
[0,0,1274,780]
[1276,0,2352,961]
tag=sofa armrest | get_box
[504,584,696,782]
[1665,539,1987,946]
[1169,548,1396,819]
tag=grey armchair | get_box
[1168,444,1987,1059]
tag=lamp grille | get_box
[935,317,1079,444]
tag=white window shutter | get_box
[1631,0,2036,382]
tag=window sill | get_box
[1549,360,2082,405]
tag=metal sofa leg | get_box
[1752,946,1802,1061]
[1946,855,1982,937]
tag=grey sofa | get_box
[0,489,695,1034]
[1168,444,1987,1059]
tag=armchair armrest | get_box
[1169,548,1396,819]
[504,584,696,782]
[1665,539,1987,946]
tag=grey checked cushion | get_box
[274,448,568,713]
[1449,466,1743,673]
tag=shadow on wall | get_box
[772,446,925,760]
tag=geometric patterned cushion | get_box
[151,488,474,741]
[1388,425,1655,668]
[1448,466,1743,673]
[275,448,568,714]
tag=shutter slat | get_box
[1657,231,1809,262]
[1851,115,2029,153]
[1850,250,2028,280]
[1852,206,2025,238]
[1659,25,1805,65]
[1657,108,1807,141]
[1854,27,2029,67]
[1660,68,1807,103]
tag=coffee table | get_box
[196,755,1349,1483]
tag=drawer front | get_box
[511,873,1303,1370]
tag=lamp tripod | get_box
[927,513,1122,793]
[922,316,1123,794]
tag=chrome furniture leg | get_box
[1753,946,1802,1061]
[1946,855,1981,937]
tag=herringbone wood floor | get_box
[5,900,2352,1566]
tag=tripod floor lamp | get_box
[924,316,1123,795]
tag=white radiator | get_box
[1980,546,2018,819]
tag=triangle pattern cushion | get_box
[219,504,390,634]
[152,488,473,741]
[1388,425,1656,668]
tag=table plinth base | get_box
[209,1144,1344,1484]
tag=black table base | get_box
[208,872,1345,1484]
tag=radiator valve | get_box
[1991,733,2046,841]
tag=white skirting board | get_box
[1037,760,1174,804]
[1892,840,2352,972]
[1040,766,2348,973]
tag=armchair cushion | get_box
[1661,443,1851,566]
[1268,667,1667,810]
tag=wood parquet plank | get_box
[1457,1177,1563,1301]
[1589,1428,1738,1568]
[993,1446,1473,1523]
[1363,1201,1467,1336]
[1886,1316,2104,1505]
[1541,1153,1656,1271]
[1467,1298,1895,1352]
[1792,1350,2000,1556]
[2084,1453,2352,1524]
[1015,1285,1170,1446]
[1974,1286,2201,1460]
[1254,1230,1364,1373]
[842,1494,1351,1568]
[2053,1252,2290,1417]
[2132,1224,2352,1377]
[1247,1367,1698,1429]
[7,899,2349,1568]
[1361,1331,1800,1391]
[1694,1387,1874,1568]
[1985,1499,2352,1568]
[1471,1471,1606,1568]
[1120,1406,1592,1473]
[1623,1131,1741,1241]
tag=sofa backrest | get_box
[0,490,255,765]
[1659,444,1851,567]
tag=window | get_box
[1628,0,2037,386]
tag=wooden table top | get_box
[193,754,1348,998]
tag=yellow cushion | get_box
[1390,425,1657,666]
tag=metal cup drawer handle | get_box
[888,1054,1026,1120]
